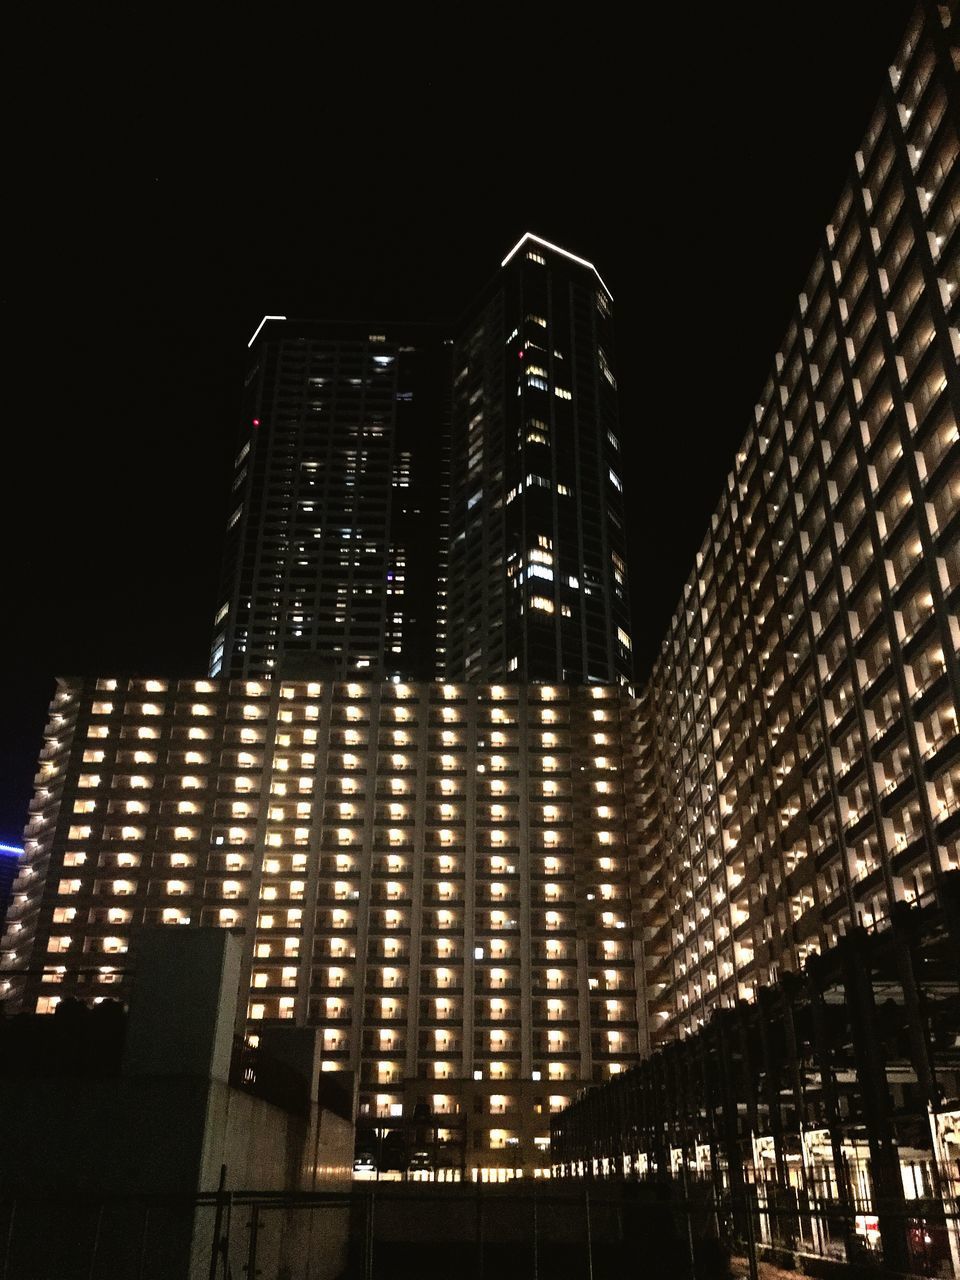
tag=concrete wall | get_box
[1,930,352,1279]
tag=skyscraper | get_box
[443,234,634,687]
[210,320,448,682]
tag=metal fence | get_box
[4,1180,956,1279]
[0,1182,697,1280]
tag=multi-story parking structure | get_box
[639,0,958,1047]
[1,675,647,1176]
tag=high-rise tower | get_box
[443,235,633,686]
[210,320,448,681]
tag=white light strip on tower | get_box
[500,233,614,300]
[247,315,288,348]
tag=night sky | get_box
[1,4,915,844]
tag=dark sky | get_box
[1,4,915,843]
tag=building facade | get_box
[0,843,20,927]
[637,0,958,1047]
[550,6,960,1271]
[210,320,448,682]
[1,675,648,1176]
[443,234,634,686]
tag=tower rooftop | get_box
[500,232,613,300]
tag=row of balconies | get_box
[319,812,595,831]
[309,974,633,999]
[308,947,598,968]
